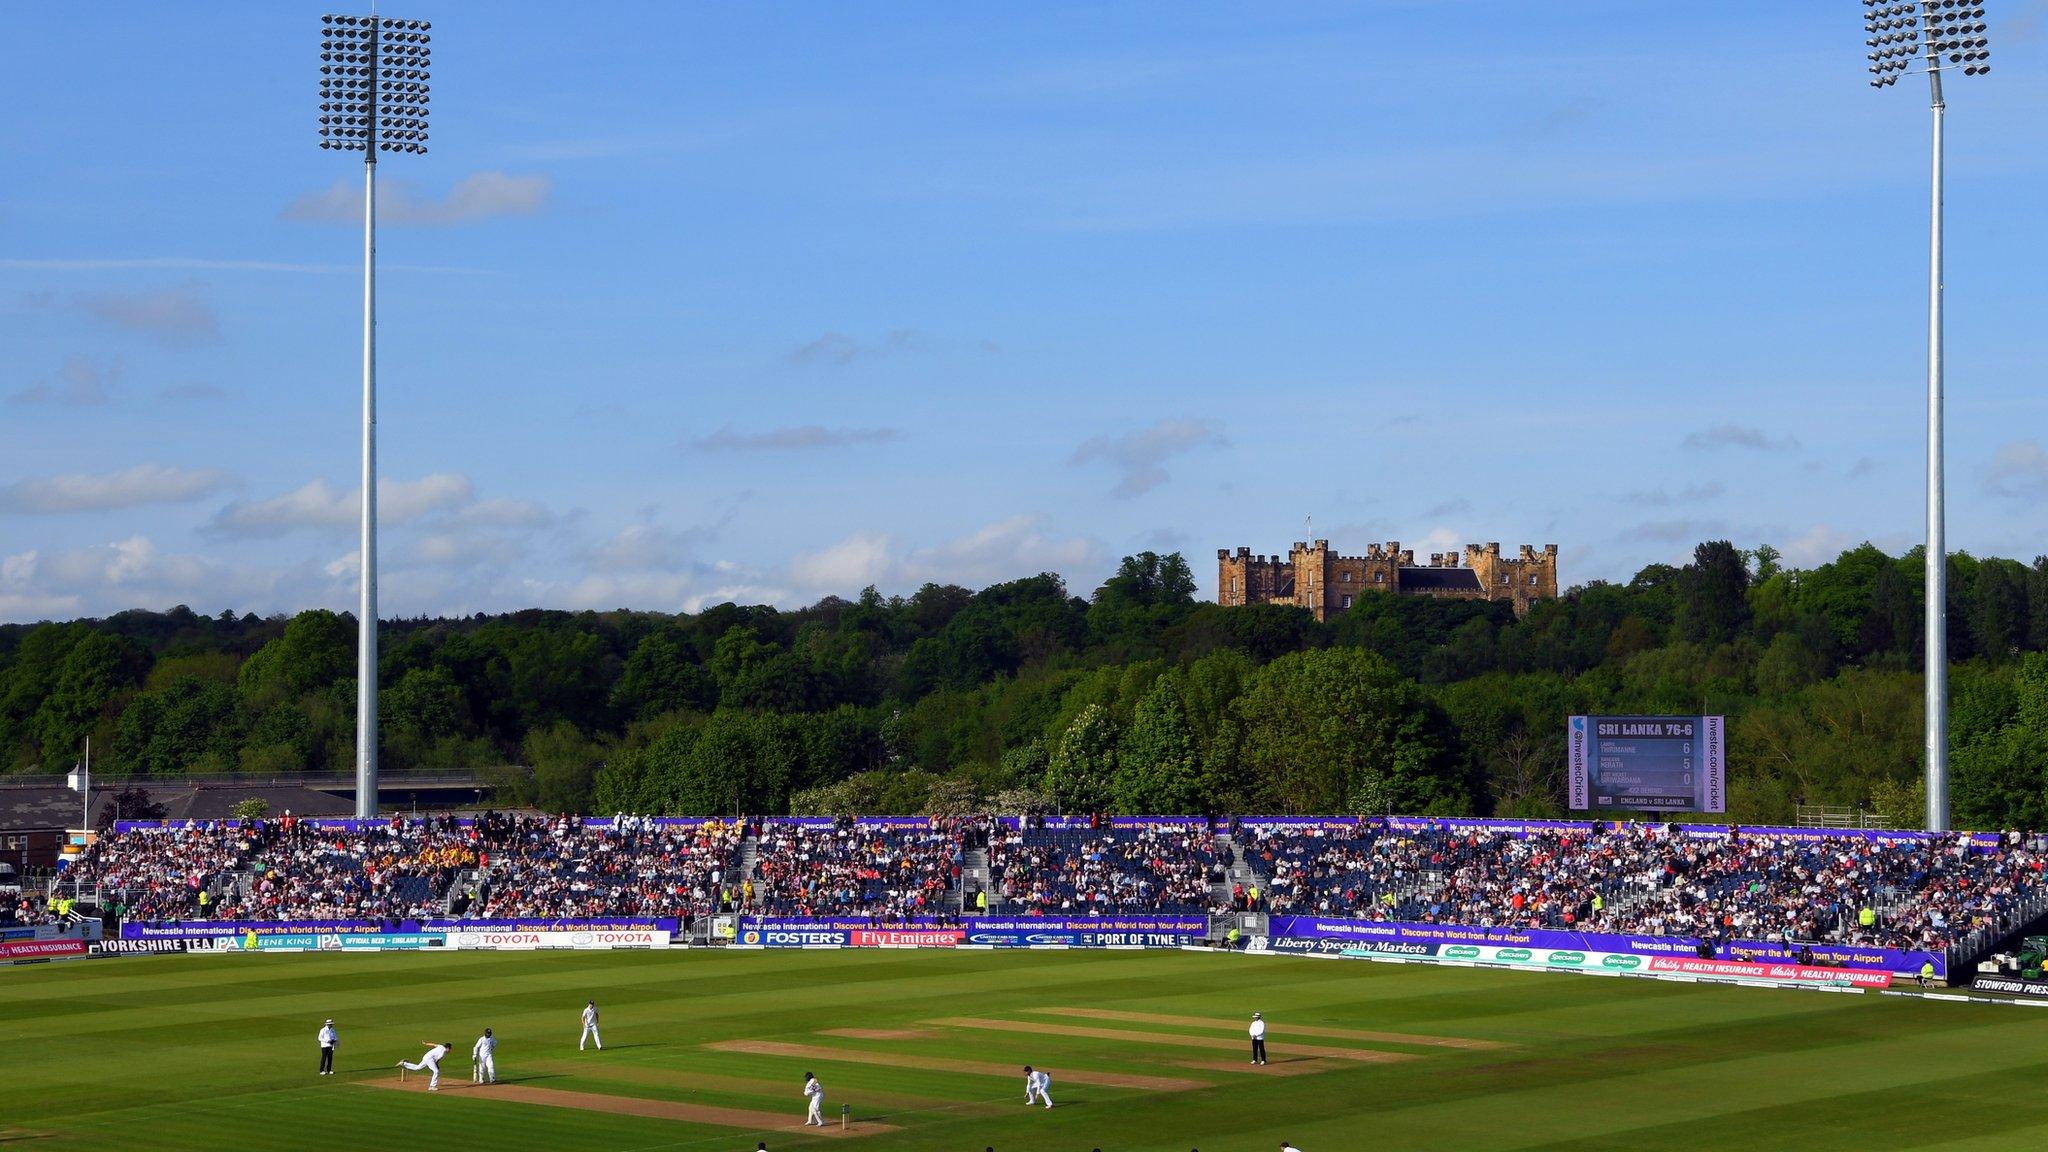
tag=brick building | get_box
[1217,539,1560,621]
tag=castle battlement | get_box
[1218,537,1560,620]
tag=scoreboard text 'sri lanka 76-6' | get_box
[1567,715,1725,814]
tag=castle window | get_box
[1528,574,1538,586]
[1500,573,1510,585]
[1341,595,1353,609]
[1373,572,1383,584]
[1232,578,1240,595]
[1342,571,1354,583]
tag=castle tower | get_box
[1220,536,1557,616]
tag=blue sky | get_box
[4,2,2046,622]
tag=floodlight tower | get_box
[1863,0,1990,832]
[318,13,433,818]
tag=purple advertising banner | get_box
[110,816,738,834]
[1267,915,1943,977]
[994,816,1209,831]
[740,915,1207,934]
[1231,816,2004,853]
[120,917,679,941]
[736,914,1207,949]
[762,817,956,831]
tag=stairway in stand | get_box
[960,846,991,915]
[734,832,760,909]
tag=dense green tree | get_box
[612,627,716,719]
[114,679,243,776]
[524,720,603,814]
[243,703,315,773]
[672,709,792,815]
[1678,541,1751,646]
[33,631,139,767]
[0,623,90,769]
[384,665,461,738]
[1044,703,1117,814]
[1113,677,1203,814]
[1972,559,2029,664]
[17,538,2048,826]
[1216,648,1463,815]
[1953,655,2048,830]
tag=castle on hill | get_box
[1217,539,1560,621]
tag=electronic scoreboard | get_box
[1566,714,1725,813]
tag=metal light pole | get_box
[1863,0,1989,832]
[319,13,432,818]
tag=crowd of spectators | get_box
[461,813,741,921]
[65,812,740,924]
[1244,820,2047,953]
[44,813,2048,954]
[752,820,963,918]
[991,824,1220,915]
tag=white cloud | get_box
[908,514,1104,586]
[6,536,288,620]
[1070,419,1226,498]
[73,285,217,342]
[209,474,475,536]
[1618,519,1725,545]
[1681,424,1799,452]
[790,533,894,591]
[689,426,902,452]
[409,531,525,569]
[1985,441,2048,499]
[281,171,552,226]
[1780,525,1865,568]
[0,465,234,514]
[790,514,1103,596]
[1623,481,1726,506]
[588,524,698,572]
[10,355,118,407]
[452,497,555,529]
[786,329,919,366]
[546,570,788,614]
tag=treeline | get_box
[3,543,2048,827]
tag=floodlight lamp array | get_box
[1866,0,1922,85]
[1865,0,1991,87]
[1923,0,1992,76]
[318,14,433,154]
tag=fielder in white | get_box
[471,1028,497,1084]
[398,1040,452,1091]
[802,1072,825,1126]
[579,1001,603,1051]
[1023,1065,1054,1109]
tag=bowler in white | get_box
[1023,1065,1053,1108]
[803,1072,825,1126]
[398,1040,451,1091]
[471,1028,497,1084]
[580,1001,603,1051]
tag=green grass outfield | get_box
[5,949,2048,1151]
